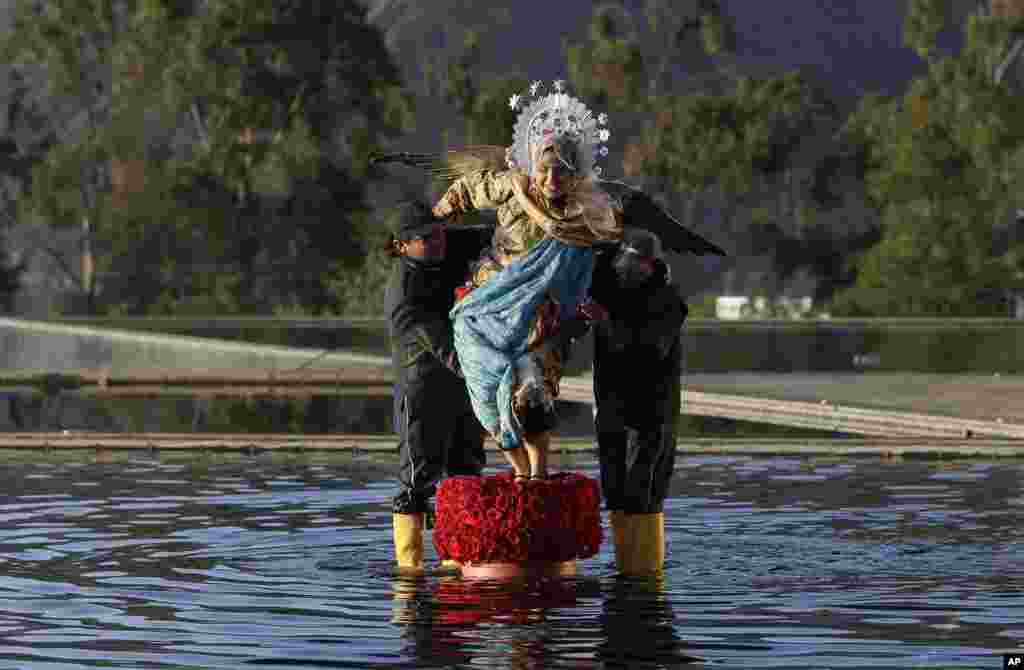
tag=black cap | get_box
[392,201,444,242]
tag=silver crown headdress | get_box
[505,79,610,179]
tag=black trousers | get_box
[392,362,485,515]
[596,425,677,514]
[594,335,682,515]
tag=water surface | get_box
[0,451,1020,669]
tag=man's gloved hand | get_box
[578,299,609,323]
[558,299,609,348]
[555,300,607,362]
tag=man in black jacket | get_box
[590,228,687,576]
[385,201,492,572]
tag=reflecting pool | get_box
[0,451,1020,669]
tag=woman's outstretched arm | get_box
[432,170,521,219]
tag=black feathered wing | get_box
[599,179,727,257]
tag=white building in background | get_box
[714,296,748,320]
[715,295,817,320]
[716,293,1024,320]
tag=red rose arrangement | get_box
[433,472,602,565]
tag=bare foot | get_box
[501,446,531,482]
[525,431,550,481]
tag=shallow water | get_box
[0,451,1020,669]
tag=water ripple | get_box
[0,453,1018,668]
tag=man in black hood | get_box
[589,228,687,576]
[384,201,492,573]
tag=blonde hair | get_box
[511,176,621,248]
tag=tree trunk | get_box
[81,216,93,313]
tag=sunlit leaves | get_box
[638,73,826,194]
[700,9,735,56]
[834,14,1024,316]
[22,140,100,228]
[565,4,646,112]
[903,0,947,62]
[2,0,406,315]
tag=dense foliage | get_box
[832,10,1024,316]
[2,0,411,315]
[1,0,1023,317]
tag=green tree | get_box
[365,0,512,99]
[643,73,844,301]
[904,0,950,62]
[638,73,833,195]
[642,0,735,91]
[438,30,526,146]
[564,3,854,302]
[4,0,411,315]
[0,234,22,313]
[1,0,125,312]
[565,0,735,111]
[564,4,648,113]
[833,12,1024,316]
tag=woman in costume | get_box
[372,79,726,484]
[431,81,619,481]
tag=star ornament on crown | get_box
[506,79,610,178]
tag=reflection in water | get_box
[391,574,701,669]
[598,577,704,668]
[0,451,1019,669]
[393,576,593,668]
[392,576,477,668]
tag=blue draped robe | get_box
[450,238,595,451]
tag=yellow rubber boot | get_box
[392,513,425,572]
[622,512,665,576]
[610,511,628,572]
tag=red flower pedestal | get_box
[433,472,602,579]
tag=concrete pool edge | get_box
[0,433,1020,458]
